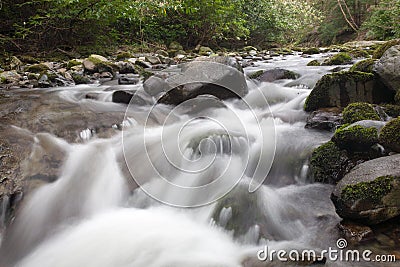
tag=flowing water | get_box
[0,54,363,266]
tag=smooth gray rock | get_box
[374,45,400,91]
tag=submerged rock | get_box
[305,108,342,131]
[332,154,400,225]
[304,71,394,112]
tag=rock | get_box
[145,56,161,65]
[83,55,114,74]
[373,39,400,59]
[118,76,140,85]
[24,63,49,73]
[99,72,113,79]
[135,60,152,69]
[248,68,299,82]
[82,59,96,73]
[155,50,169,57]
[305,108,342,131]
[0,71,21,84]
[116,52,133,60]
[116,61,136,74]
[302,47,320,55]
[330,67,346,73]
[157,56,248,106]
[199,46,213,56]
[342,102,380,124]
[374,45,400,92]
[174,95,227,116]
[349,49,370,58]
[349,58,376,73]
[332,154,400,224]
[143,75,170,97]
[323,52,353,65]
[339,221,374,244]
[10,56,23,70]
[307,60,320,66]
[169,41,183,51]
[382,104,400,118]
[71,73,91,84]
[379,117,400,153]
[332,124,379,152]
[38,74,51,88]
[66,59,82,69]
[310,141,352,184]
[304,71,394,112]
[111,90,147,106]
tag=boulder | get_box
[143,76,170,97]
[248,68,299,82]
[157,56,248,106]
[332,154,400,224]
[349,58,375,73]
[304,71,394,112]
[323,52,353,65]
[24,63,49,73]
[83,55,114,74]
[305,108,342,131]
[307,60,320,66]
[332,124,379,152]
[379,117,400,153]
[309,141,352,184]
[111,90,148,106]
[374,45,400,92]
[116,62,136,74]
[199,46,213,56]
[342,102,380,124]
[118,76,139,85]
[373,39,400,59]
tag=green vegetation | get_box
[379,117,400,152]
[373,39,400,59]
[342,176,394,204]
[349,59,375,73]
[323,52,352,65]
[24,63,49,73]
[342,102,380,124]
[67,60,82,69]
[332,124,379,151]
[310,141,349,183]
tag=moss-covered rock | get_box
[83,55,116,74]
[302,47,320,55]
[199,46,214,56]
[323,52,353,65]
[249,68,299,82]
[307,60,320,66]
[349,58,375,73]
[71,73,91,84]
[381,104,400,118]
[248,70,264,80]
[332,154,400,224]
[304,71,394,112]
[169,41,183,51]
[135,65,154,81]
[332,124,379,151]
[66,59,82,69]
[342,102,380,124]
[379,117,400,152]
[373,39,400,59]
[116,52,133,60]
[24,63,49,73]
[310,141,351,184]
[349,49,370,58]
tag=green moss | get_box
[116,52,133,60]
[19,55,39,64]
[323,52,352,65]
[72,73,91,84]
[343,102,380,124]
[67,60,81,69]
[0,76,6,84]
[349,49,370,58]
[307,60,320,66]
[199,46,213,56]
[379,117,400,153]
[310,141,349,184]
[303,47,320,55]
[25,63,49,73]
[332,125,379,151]
[304,72,375,112]
[248,70,264,80]
[373,39,400,59]
[382,104,400,118]
[342,176,394,204]
[349,59,376,73]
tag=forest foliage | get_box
[0,0,399,53]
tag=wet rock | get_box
[339,221,374,244]
[83,55,114,74]
[38,74,51,88]
[302,47,320,55]
[350,58,376,73]
[342,102,380,124]
[307,60,320,66]
[323,52,353,65]
[118,76,140,85]
[135,60,152,69]
[143,75,170,97]
[248,68,299,82]
[332,124,379,152]
[379,117,400,153]
[305,108,342,131]
[332,154,400,225]
[111,90,148,106]
[116,61,136,74]
[304,71,394,112]
[71,73,91,85]
[145,56,161,65]
[374,45,400,92]
[373,39,400,59]
[310,141,352,184]
[157,56,248,106]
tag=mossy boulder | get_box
[169,41,183,51]
[349,58,375,73]
[332,154,400,224]
[332,124,379,151]
[302,47,320,55]
[24,63,49,73]
[304,71,394,112]
[83,54,115,74]
[379,117,400,152]
[307,60,320,66]
[66,59,82,69]
[249,68,299,82]
[199,46,214,56]
[323,52,352,65]
[342,102,380,124]
[349,49,370,58]
[116,52,133,60]
[373,39,400,59]
[309,141,351,184]
[71,73,91,84]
